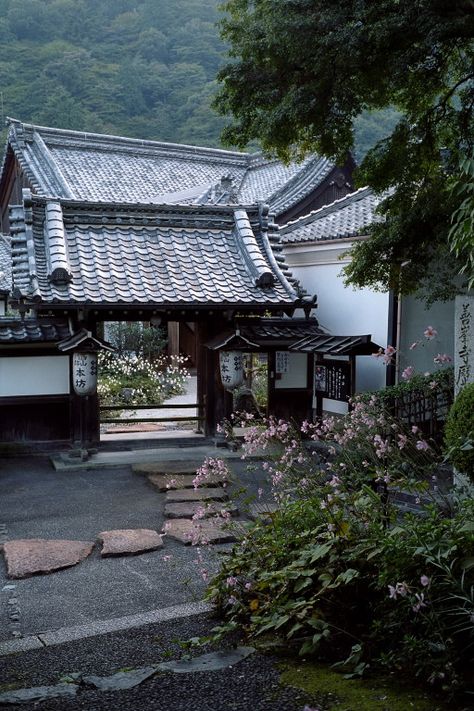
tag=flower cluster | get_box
[98,352,189,406]
[388,576,430,613]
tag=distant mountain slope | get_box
[0,0,398,157]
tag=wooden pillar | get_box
[70,390,100,448]
[196,318,231,437]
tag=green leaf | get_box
[309,542,334,563]
[294,576,313,593]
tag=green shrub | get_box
[202,406,474,700]
[105,322,167,361]
[444,382,474,479]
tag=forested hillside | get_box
[0,0,397,157]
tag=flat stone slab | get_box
[147,472,228,492]
[0,683,78,705]
[164,502,238,520]
[2,539,94,579]
[165,487,228,503]
[83,666,157,691]
[158,646,255,673]
[249,503,279,521]
[132,461,202,476]
[98,529,163,557]
[164,519,238,545]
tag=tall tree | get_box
[214,0,474,296]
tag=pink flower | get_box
[389,582,410,600]
[397,434,408,449]
[402,366,415,381]
[373,345,396,365]
[424,326,438,340]
[226,576,238,587]
[416,440,429,451]
[420,575,430,587]
[433,353,452,364]
[412,592,428,613]
[411,425,420,434]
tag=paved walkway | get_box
[0,612,314,710]
[101,376,199,441]
[0,452,257,648]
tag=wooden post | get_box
[196,318,231,437]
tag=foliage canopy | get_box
[215,0,474,294]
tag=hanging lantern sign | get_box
[219,350,244,391]
[72,351,98,396]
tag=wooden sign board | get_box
[314,360,351,402]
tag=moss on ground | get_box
[279,660,446,711]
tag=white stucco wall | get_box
[398,295,455,378]
[284,239,390,399]
[0,355,70,396]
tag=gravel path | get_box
[0,613,314,711]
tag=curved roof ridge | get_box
[279,186,375,234]
[5,117,251,164]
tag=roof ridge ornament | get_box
[233,209,275,288]
[45,200,72,285]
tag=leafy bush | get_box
[105,322,167,361]
[97,352,189,406]
[202,405,474,700]
[444,382,474,480]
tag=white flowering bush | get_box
[97,352,189,406]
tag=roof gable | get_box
[2,119,337,217]
[10,194,307,312]
[280,187,383,244]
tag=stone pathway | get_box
[0,458,244,580]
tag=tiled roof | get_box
[0,234,11,293]
[206,318,324,350]
[3,119,336,217]
[0,318,70,343]
[280,187,382,243]
[289,332,381,356]
[10,194,307,311]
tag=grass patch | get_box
[279,660,445,711]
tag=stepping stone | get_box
[83,667,157,691]
[2,539,94,579]
[132,462,202,476]
[164,502,238,520]
[164,519,238,545]
[157,646,255,673]
[98,529,163,557]
[147,472,228,492]
[0,683,78,705]
[249,502,279,522]
[165,487,228,503]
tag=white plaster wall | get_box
[398,295,455,378]
[284,240,390,396]
[0,355,70,396]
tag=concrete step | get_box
[165,488,228,503]
[164,502,238,520]
[147,472,229,492]
[164,519,238,545]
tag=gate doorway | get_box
[98,320,204,446]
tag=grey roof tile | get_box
[0,318,70,343]
[11,198,305,310]
[280,187,383,243]
[3,120,336,217]
[0,234,11,293]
